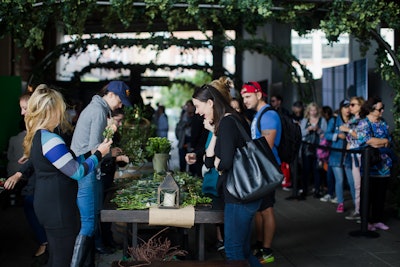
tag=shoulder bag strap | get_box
[228,115,251,142]
[256,106,273,133]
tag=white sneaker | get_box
[330,197,338,204]
[320,194,332,202]
[345,211,361,220]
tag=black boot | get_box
[83,238,95,267]
[70,235,92,267]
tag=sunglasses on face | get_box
[374,104,385,112]
[350,103,359,107]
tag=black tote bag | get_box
[226,116,284,202]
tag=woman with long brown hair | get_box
[192,84,262,266]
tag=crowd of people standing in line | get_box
[3,77,395,267]
[290,96,393,233]
[183,78,394,266]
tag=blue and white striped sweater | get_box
[41,129,98,180]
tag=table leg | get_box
[131,223,138,248]
[123,223,129,257]
[198,224,205,261]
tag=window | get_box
[321,34,349,59]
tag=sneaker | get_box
[330,197,338,204]
[336,203,344,213]
[320,194,332,202]
[282,187,292,191]
[368,223,376,231]
[373,222,389,230]
[251,241,262,255]
[345,211,361,220]
[256,248,275,264]
[216,240,225,252]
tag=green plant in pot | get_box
[120,106,155,167]
[145,137,172,173]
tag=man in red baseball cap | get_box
[241,81,281,264]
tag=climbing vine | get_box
[1,0,400,141]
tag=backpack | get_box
[316,116,336,162]
[257,107,302,163]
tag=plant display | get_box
[127,227,188,263]
[111,172,212,210]
[119,106,155,166]
[145,137,172,158]
[102,124,117,140]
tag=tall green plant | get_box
[120,106,155,166]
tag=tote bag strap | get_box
[227,115,251,142]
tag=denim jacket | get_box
[324,116,347,167]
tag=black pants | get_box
[45,227,78,267]
[368,176,389,223]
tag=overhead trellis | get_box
[2,0,400,145]
[27,35,315,102]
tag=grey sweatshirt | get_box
[71,95,111,157]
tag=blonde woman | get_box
[299,102,327,200]
[24,85,111,267]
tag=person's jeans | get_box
[77,171,101,236]
[24,195,47,245]
[332,167,345,204]
[345,166,356,206]
[332,166,355,204]
[326,165,335,197]
[224,199,263,267]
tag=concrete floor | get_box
[2,184,399,267]
[1,131,400,266]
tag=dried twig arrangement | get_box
[123,227,188,267]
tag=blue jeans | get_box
[77,170,101,236]
[332,167,345,204]
[224,199,263,267]
[332,166,355,204]
[326,166,335,197]
[344,166,356,205]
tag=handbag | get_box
[302,118,322,157]
[226,116,284,202]
[368,146,382,166]
[363,120,382,167]
[316,137,331,163]
[202,166,219,197]
[201,132,219,197]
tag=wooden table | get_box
[101,208,224,261]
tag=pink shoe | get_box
[336,203,344,213]
[368,223,376,231]
[373,222,389,230]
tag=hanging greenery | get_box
[2,0,400,144]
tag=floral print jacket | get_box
[356,117,392,177]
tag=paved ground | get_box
[1,133,400,266]
[2,183,400,267]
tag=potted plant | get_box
[120,106,155,167]
[145,137,172,173]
